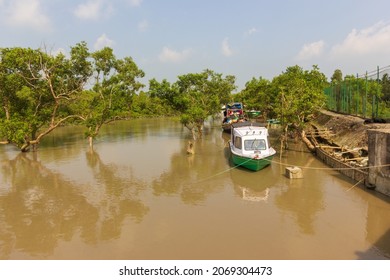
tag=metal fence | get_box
[324,65,390,119]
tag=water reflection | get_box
[229,166,278,202]
[0,149,149,259]
[152,133,230,205]
[84,148,149,225]
[0,153,98,258]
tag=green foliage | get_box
[0,118,30,147]
[381,73,390,102]
[151,69,236,139]
[130,91,170,117]
[0,48,47,147]
[0,42,147,150]
[270,65,327,129]
[149,79,176,100]
[0,43,92,151]
[331,69,343,84]
[325,71,389,118]
[236,77,273,119]
[75,47,145,143]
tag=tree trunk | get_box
[262,112,267,123]
[184,124,197,141]
[196,122,203,139]
[21,142,30,152]
[300,129,316,152]
[88,136,94,148]
[191,127,196,141]
[279,124,289,160]
[2,97,10,120]
[17,115,81,152]
[4,106,10,120]
[279,137,284,160]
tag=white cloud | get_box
[74,1,101,20]
[294,22,390,77]
[138,19,149,32]
[222,38,233,57]
[158,47,191,63]
[245,27,258,36]
[94,34,115,50]
[296,40,325,60]
[3,0,51,31]
[127,0,143,7]
[74,0,113,20]
[331,21,390,57]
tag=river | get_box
[0,118,389,260]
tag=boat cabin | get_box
[230,122,270,156]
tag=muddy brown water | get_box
[0,118,389,260]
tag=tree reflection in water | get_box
[0,150,149,259]
[152,134,230,205]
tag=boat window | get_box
[244,139,266,150]
[234,136,242,149]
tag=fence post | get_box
[356,74,359,115]
[364,71,368,118]
[376,66,380,118]
[371,70,378,119]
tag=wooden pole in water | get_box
[187,141,194,155]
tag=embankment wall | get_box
[367,129,390,197]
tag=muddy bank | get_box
[311,110,390,150]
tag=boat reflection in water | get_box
[229,162,278,202]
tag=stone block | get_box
[285,166,303,179]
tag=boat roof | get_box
[231,121,267,128]
[226,102,242,109]
[231,122,269,137]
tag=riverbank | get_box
[312,110,390,150]
[310,110,390,197]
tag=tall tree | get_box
[74,47,145,147]
[167,69,235,140]
[381,73,390,102]
[0,48,29,123]
[0,43,92,151]
[331,69,343,111]
[148,78,179,114]
[270,65,327,152]
[236,77,272,120]
[331,69,343,84]
[130,91,169,117]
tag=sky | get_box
[1,0,390,91]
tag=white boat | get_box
[229,122,276,171]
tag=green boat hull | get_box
[231,154,273,171]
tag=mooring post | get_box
[285,166,303,179]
